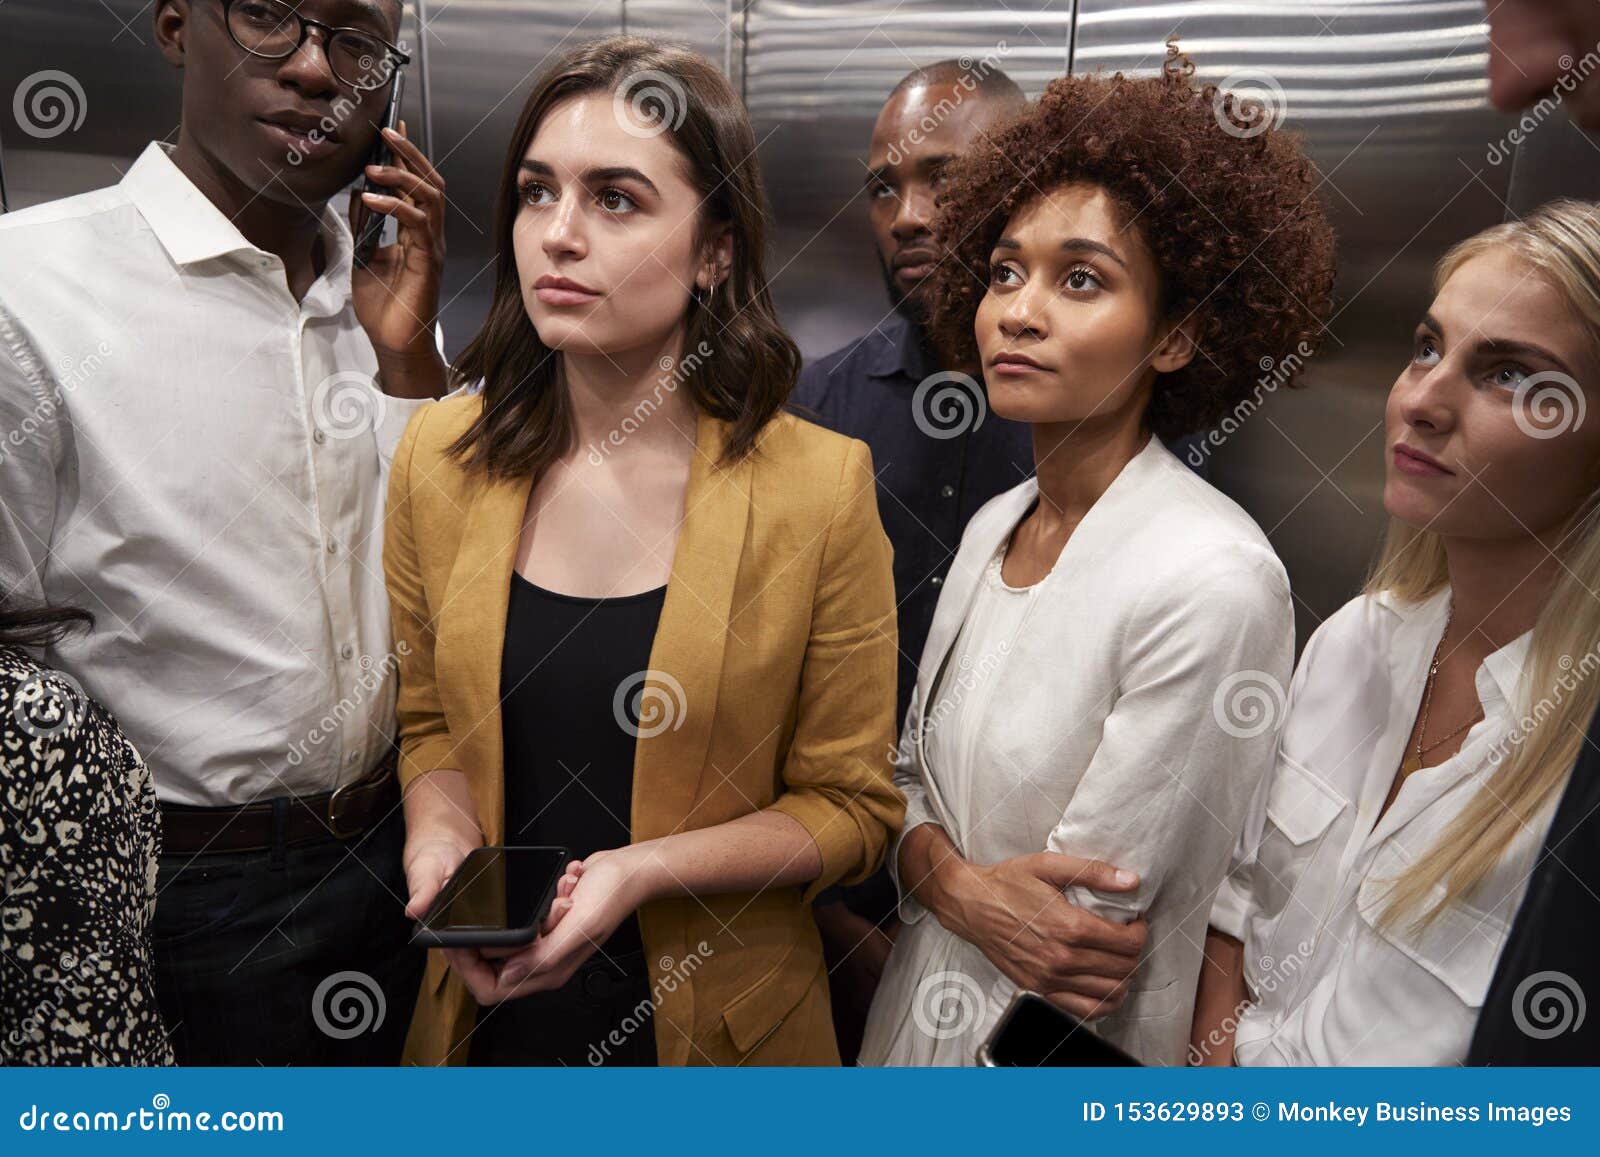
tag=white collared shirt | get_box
[1211,585,1548,1065]
[0,142,440,805]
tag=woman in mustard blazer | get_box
[383,38,902,1067]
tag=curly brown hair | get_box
[928,57,1336,440]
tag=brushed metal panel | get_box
[742,1,1072,356]
[422,0,625,355]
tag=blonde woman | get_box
[1192,199,1600,1066]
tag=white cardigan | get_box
[860,434,1295,1066]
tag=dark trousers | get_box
[151,804,422,1065]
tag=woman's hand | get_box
[929,848,1148,1021]
[399,767,483,920]
[446,847,658,1005]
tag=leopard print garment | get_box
[1,644,174,1065]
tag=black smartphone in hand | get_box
[411,845,569,948]
[353,69,406,268]
[977,990,1143,1066]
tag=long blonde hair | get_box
[1366,198,1600,929]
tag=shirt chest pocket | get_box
[1356,844,1511,1009]
[1257,754,1349,915]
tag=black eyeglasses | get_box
[220,0,411,91]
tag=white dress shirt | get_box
[1210,585,1546,1065]
[0,142,439,805]
[859,434,1295,1066]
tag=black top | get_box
[499,573,669,958]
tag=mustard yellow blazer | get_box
[382,393,904,1066]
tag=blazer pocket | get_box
[1265,754,1347,845]
[719,936,822,1054]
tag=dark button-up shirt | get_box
[790,318,1034,729]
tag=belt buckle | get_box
[327,777,363,840]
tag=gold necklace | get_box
[1399,600,1485,778]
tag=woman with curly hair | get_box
[857,52,1335,1066]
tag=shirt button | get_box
[326,538,338,554]
[930,575,944,588]
[940,485,955,499]
[313,428,327,444]
[346,751,360,765]
[340,643,355,660]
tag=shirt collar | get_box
[1372,584,1534,713]
[122,142,355,295]
[865,315,934,382]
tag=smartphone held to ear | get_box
[411,845,570,948]
[353,70,406,268]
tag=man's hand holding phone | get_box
[349,112,449,399]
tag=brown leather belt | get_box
[158,752,400,857]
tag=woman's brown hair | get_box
[447,37,800,479]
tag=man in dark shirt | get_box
[790,60,1034,1063]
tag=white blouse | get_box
[860,434,1294,1066]
[1211,585,1548,1066]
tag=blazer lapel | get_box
[631,410,752,841]
[434,468,533,846]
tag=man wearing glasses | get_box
[0,0,448,1063]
